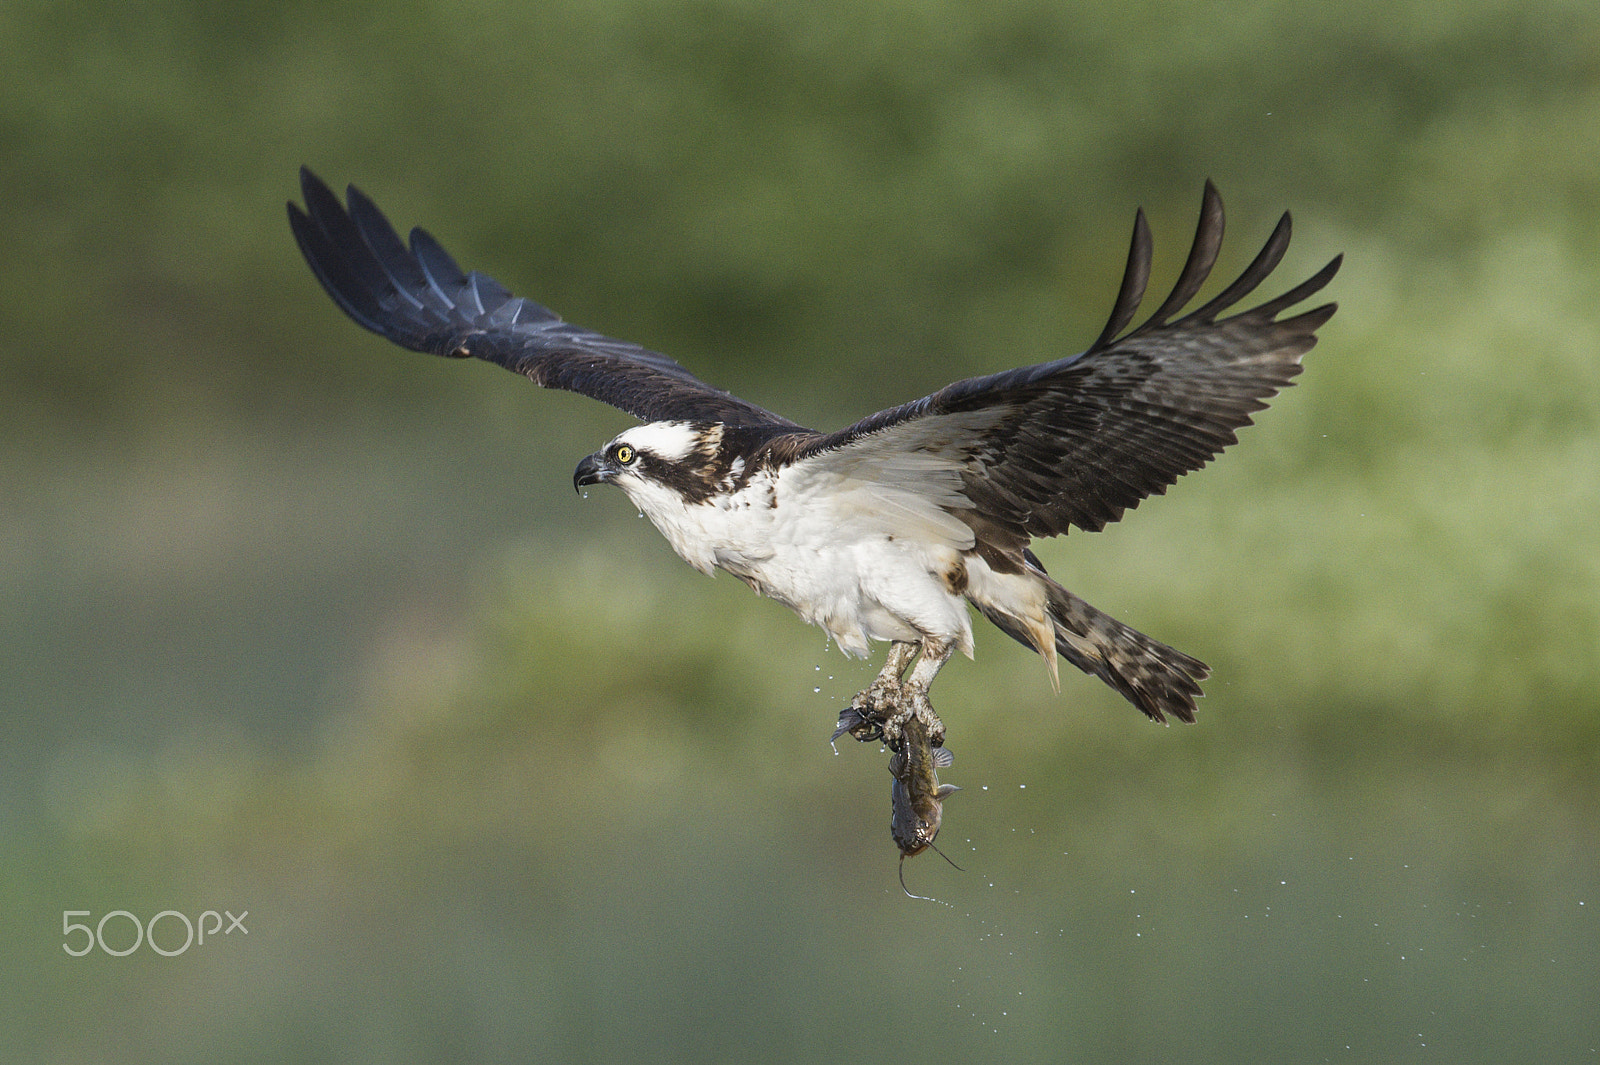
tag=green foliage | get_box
[6,0,1600,1059]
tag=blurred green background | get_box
[5,0,1598,1060]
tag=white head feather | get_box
[610,421,707,464]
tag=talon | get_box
[840,668,912,746]
[878,699,916,750]
[905,688,945,747]
[833,705,885,744]
[831,706,864,742]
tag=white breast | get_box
[617,459,979,659]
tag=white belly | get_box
[728,534,974,658]
[620,462,979,659]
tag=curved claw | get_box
[831,705,885,745]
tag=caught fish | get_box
[889,716,960,898]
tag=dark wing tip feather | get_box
[291,167,798,427]
[1090,209,1152,350]
[291,167,440,350]
[288,181,394,338]
[292,167,543,359]
[1132,180,1226,332]
[344,184,416,288]
[404,224,477,330]
[1090,185,1339,349]
[972,184,1339,537]
[1284,300,1339,338]
[1186,210,1293,325]
[1248,252,1342,321]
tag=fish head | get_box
[889,775,946,857]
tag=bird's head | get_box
[572,421,728,507]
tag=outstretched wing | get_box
[769,181,1341,539]
[289,168,800,428]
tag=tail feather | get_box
[1045,582,1208,723]
[974,574,1209,724]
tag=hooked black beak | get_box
[573,453,607,493]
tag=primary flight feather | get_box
[290,168,1339,740]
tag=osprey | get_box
[290,168,1339,745]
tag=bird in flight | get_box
[289,168,1339,746]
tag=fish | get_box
[831,702,961,896]
[888,715,960,898]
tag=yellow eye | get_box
[614,445,635,465]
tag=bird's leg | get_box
[877,640,919,687]
[835,640,919,746]
[890,636,955,748]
